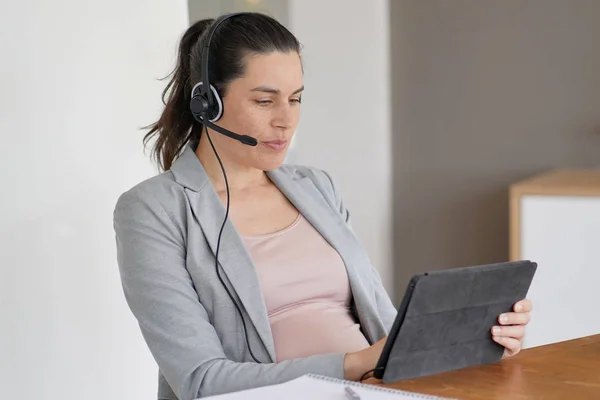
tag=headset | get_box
[189,13,263,364]
[189,13,258,146]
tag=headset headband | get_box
[200,12,249,103]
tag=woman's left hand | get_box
[491,298,533,358]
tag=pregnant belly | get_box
[269,302,370,362]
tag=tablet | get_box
[373,260,537,383]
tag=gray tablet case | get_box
[374,260,537,383]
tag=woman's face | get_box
[208,51,304,171]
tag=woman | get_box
[114,12,533,400]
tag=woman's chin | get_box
[256,154,288,171]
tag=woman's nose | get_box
[272,102,296,129]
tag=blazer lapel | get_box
[171,145,276,362]
[267,169,385,344]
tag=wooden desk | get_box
[384,334,600,400]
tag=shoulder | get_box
[113,170,187,230]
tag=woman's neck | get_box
[195,136,268,193]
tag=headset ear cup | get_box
[207,84,223,122]
[190,82,223,123]
[190,82,208,122]
[190,97,209,121]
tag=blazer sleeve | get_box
[113,189,345,400]
[320,170,397,333]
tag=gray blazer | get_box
[113,142,397,400]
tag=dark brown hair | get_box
[143,13,301,171]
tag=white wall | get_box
[0,1,188,399]
[288,0,394,299]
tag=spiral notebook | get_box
[202,374,456,399]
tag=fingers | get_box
[491,325,526,340]
[514,299,533,313]
[493,335,521,357]
[499,311,531,326]
[373,336,388,350]
[492,299,531,359]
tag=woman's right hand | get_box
[343,336,388,381]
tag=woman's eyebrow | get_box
[250,85,304,95]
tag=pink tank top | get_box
[242,213,370,362]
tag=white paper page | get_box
[201,374,452,400]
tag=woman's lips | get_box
[262,139,288,151]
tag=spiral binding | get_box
[305,374,456,399]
